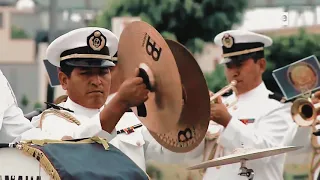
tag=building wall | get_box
[0,7,35,64]
[0,64,39,113]
[194,43,223,73]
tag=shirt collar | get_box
[238,82,269,100]
[63,97,104,118]
[225,82,269,103]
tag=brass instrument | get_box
[291,97,320,127]
[210,80,238,108]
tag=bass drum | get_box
[0,147,50,180]
[0,138,150,180]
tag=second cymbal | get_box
[117,21,183,133]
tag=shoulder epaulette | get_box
[268,93,287,103]
[45,102,74,113]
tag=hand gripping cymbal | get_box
[117,21,183,133]
[149,39,210,153]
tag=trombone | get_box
[210,80,238,108]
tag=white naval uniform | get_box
[203,82,298,180]
[311,117,320,180]
[0,70,49,143]
[30,97,117,141]
[31,94,205,171]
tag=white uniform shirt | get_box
[32,94,204,171]
[31,97,116,141]
[107,93,204,170]
[0,70,49,143]
[203,82,297,180]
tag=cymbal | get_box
[117,21,183,133]
[187,146,302,170]
[149,39,210,153]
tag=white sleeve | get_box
[0,71,40,143]
[41,113,116,141]
[218,103,295,162]
[74,113,117,140]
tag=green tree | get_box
[205,63,227,92]
[146,164,163,180]
[264,29,320,95]
[21,94,29,108]
[92,0,248,53]
[33,102,43,110]
[11,25,29,39]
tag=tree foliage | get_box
[146,164,163,180]
[11,25,29,39]
[264,29,320,95]
[205,64,227,92]
[92,0,248,53]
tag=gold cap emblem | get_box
[222,34,234,48]
[87,30,106,51]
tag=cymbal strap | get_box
[136,68,151,117]
[0,143,17,148]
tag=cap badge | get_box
[222,33,234,48]
[87,30,106,51]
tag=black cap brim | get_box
[63,58,115,68]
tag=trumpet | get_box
[291,98,320,127]
[210,80,238,108]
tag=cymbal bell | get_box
[149,39,210,153]
[117,21,183,133]
[187,146,302,170]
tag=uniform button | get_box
[136,141,141,146]
[233,106,237,110]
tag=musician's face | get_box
[59,67,111,109]
[109,66,124,94]
[224,58,266,95]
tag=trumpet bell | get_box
[291,98,316,126]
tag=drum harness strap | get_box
[38,108,81,129]
[40,103,142,135]
[199,129,221,176]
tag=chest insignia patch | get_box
[239,118,255,125]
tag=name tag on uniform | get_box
[239,118,255,125]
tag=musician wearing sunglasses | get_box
[31,27,204,174]
[203,30,297,180]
